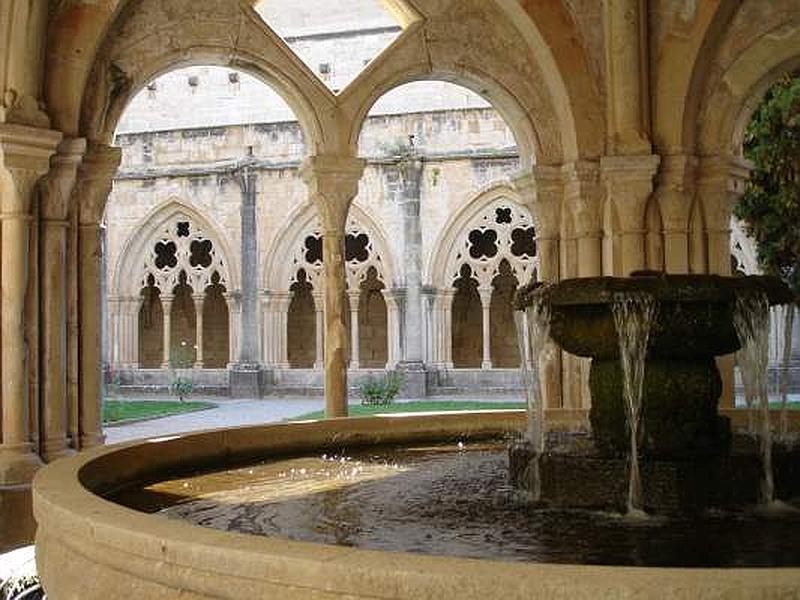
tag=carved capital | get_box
[563,161,603,235]
[601,154,660,231]
[697,155,750,231]
[41,137,87,221]
[513,165,564,238]
[75,142,122,225]
[655,154,698,232]
[300,155,366,234]
[0,123,62,213]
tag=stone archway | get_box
[111,202,234,371]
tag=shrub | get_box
[360,373,403,406]
[170,376,193,402]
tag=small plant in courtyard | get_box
[360,373,403,406]
[170,376,193,402]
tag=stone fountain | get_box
[31,273,800,599]
[511,272,799,514]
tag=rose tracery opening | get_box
[154,241,178,269]
[468,229,498,260]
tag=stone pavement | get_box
[105,397,325,444]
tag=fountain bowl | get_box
[33,413,800,599]
[516,273,793,457]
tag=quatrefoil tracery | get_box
[140,215,229,295]
[448,199,538,289]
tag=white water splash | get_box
[733,291,773,504]
[611,292,658,516]
[514,296,551,501]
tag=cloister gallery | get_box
[2,0,800,552]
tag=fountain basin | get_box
[516,274,793,456]
[34,413,800,599]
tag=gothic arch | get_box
[112,199,237,298]
[340,0,587,168]
[695,4,800,156]
[428,184,538,289]
[263,202,396,293]
[76,0,334,152]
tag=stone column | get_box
[566,161,604,278]
[231,164,261,397]
[439,289,456,369]
[74,143,120,449]
[313,290,324,370]
[656,154,697,274]
[348,291,361,369]
[421,286,436,365]
[382,289,403,369]
[300,155,366,417]
[565,161,604,408]
[128,296,143,368]
[478,287,493,370]
[160,294,174,369]
[193,293,205,368]
[107,297,120,368]
[0,123,61,482]
[275,292,292,369]
[224,292,242,367]
[514,167,563,408]
[39,137,85,461]
[698,155,750,408]
[600,155,661,276]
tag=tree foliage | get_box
[734,74,800,295]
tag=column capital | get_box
[347,289,362,307]
[0,123,63,213]
[512,165,565,238]
[478,286,493,306]
[655,153,699,232]
[41,137,88,221]
[75,142,122,224]
[223,290,242,309]
[563,160,603,236]
[191,292,206,304]
[600,154,661,230]
[697,154,751,230]
[299,154,366,233]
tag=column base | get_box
[80,432,106,449]
[396,361,427,399]
[193,362,204,369]
[230,364,263,399]
[0,446,43,485]
[0,483,35,552]
[481,361,493,370]
[42,438,76,463]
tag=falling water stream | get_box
[611,292,658,516]
[776,303,796,437]
[733,291,774,504]
[514,295,551,501]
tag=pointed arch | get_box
[427,184,537,289]
[263,201,397,292]
[111,198,237,297]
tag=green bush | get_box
[360,373,403,406]
[170,376,193,402]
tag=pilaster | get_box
[0,123,61,483]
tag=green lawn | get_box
[103,400,216,424]
[289,401,526,421]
